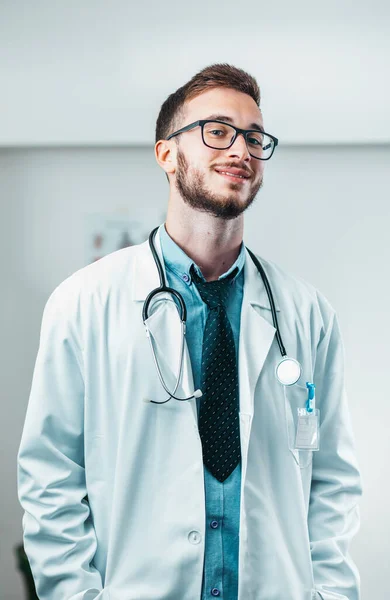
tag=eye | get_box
[209,129,224,136]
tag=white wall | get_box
[1,144,389,598]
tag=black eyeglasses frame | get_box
[166,119,278,160]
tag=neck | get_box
[164,211,244,282]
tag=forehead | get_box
[183,87,263,127]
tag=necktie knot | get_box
[190,265,238,309]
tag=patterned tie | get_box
[190,264,241,482]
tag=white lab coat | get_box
[17,226,362,600]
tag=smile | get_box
[215,170,249,183]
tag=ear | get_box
[155,139,176,178]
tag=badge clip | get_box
[305,382,315,413]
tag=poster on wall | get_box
[84,213,149,265]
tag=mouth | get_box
[215,170,250,183]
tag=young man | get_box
[17,63,362,600]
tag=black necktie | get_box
[190,264,241,482]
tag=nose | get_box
[227,132,251,161]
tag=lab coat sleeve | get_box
[309,304,363,600]
[17,283,105,600]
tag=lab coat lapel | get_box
[238,246,280,417]
[237,246,280,483]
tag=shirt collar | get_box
[158,222,246,285]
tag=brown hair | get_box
[155,63,261,182]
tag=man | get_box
[17,63,362,600]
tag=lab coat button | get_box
[188,530,201,544]
[210,520,219,529]
[211,588,220,596]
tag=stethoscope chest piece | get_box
[276,357,302,386]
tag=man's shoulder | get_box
[251,252,336,323]
[45,239,146,311]
[256,253,317,296]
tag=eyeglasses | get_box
[166,119,278,160]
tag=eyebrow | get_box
[204,114,265,133]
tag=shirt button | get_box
[210,520,219,529]
[188,530,201,544]
[211,588,220,596]
[182,273,190,282]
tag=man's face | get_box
[171,87,266,220]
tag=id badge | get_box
[295,408,320,451]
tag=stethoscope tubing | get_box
[143,227,187,324]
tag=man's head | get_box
[155,63,271,221]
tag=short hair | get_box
[155,63,261,182]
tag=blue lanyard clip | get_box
[305,382,315,413]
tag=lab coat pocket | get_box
[284,384,313,469]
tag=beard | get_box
[174,147,263,220]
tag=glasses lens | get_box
[203,121,274,159]
[246,131,274,159]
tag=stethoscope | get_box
[143,226,302,404]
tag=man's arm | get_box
[17,282,104,600]
[309,301,363,600]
